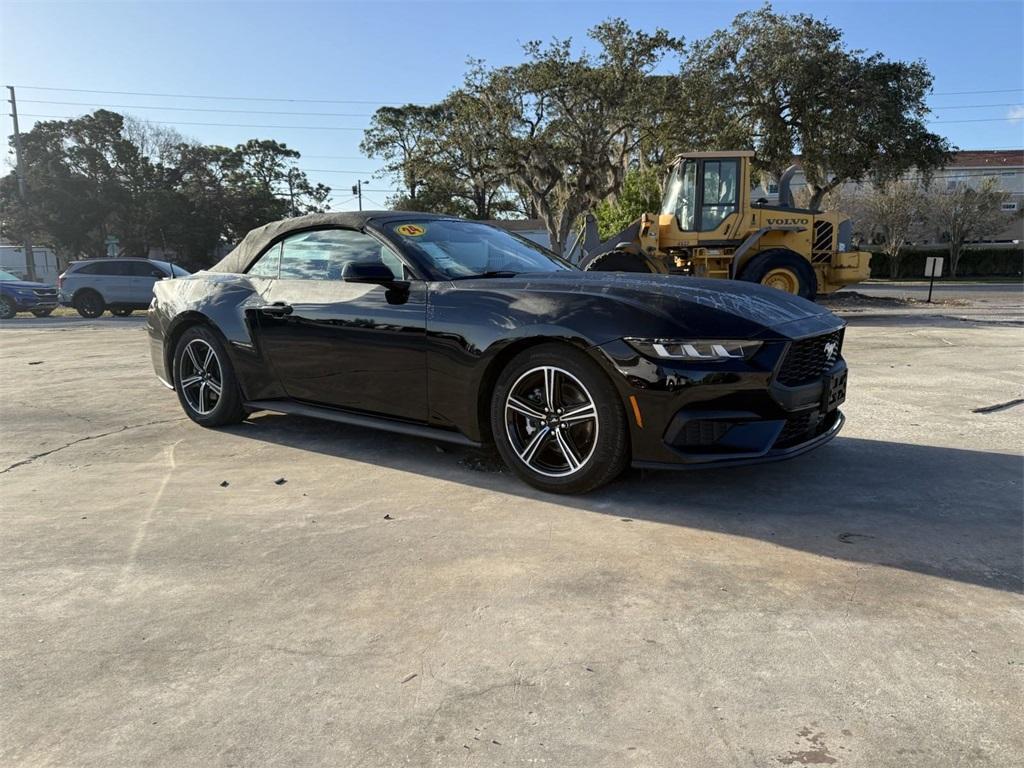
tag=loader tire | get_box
[739,249,817,299]
[582,250,657,273]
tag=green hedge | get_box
[869,248,1024,279]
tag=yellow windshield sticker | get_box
[395,223,426,237]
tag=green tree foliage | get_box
[362,19,683,250]
[0,111,330,269]
[594,166,663,239]
[681,4,953,209]
[360,96,515,219]
[463,20,683,253]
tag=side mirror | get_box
[342,262,396,284]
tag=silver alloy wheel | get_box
[179,338,223,416]
[504,365,599,478]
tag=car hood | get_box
[0,279,51,289]
[449,271,835,337]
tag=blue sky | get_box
[2,0,1022,211]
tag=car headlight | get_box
[625,338,762,361]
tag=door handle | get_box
[261,302,293,317]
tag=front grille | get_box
[676,420,731,446]
[776,330,844,386]
[33,288,58,297]
[812,221,834,263]
[775,412,817,447]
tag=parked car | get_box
[59,258,190,318]
[0,269,60,319]
[148,212,849,494]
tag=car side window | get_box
[277,229,406,281]
[104,261,135,276]
[75,261,118,275]
[129,262,167,278]
[248,243,282,278]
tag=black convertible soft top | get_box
[209,211,455,274]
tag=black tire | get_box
[490,343,630,494]
[172,324,246,427]
[31,308,54,318]
[583,250,657,273]
[110,307,133,317]
[738,249,817,299]
[73,290,106,318]
[0,295,16,320]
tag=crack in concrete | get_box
[0,417,185,474]
[972,398,1024,414]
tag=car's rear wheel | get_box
[110,307,133,317]
[0,296,16,320]
[173,325,245,427]
[31,308,54,317]
[73,290,105,318]
[490,344,629,494]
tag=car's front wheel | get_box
[0,295,16,320]
[490,344,630,494]
[173,325,246,427]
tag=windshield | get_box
[387,220,574,279]
[661,160,697,230]
[0,270,20,281]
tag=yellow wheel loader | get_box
[578,151,870,298]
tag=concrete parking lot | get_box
[1,307,1022,767]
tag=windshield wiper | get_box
[450,270,520,280]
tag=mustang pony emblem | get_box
[823,340,839,361]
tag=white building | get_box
[754,150,1024,243]
[0,244,62,284]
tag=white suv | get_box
[59,259,190,318]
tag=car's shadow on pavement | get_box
[225,413,1023,594]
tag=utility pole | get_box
[351,179,369,211]
[7,86,37,281]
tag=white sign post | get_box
[924,256,944,303]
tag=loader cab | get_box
[660,151,753,235]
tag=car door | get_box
[128,261,168,305]
[78,260,129,303]
[251,227,429,422]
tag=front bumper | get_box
[633,410,844,470]
[8,292,59,311]
[595,321,848,469]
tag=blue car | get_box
[0,269,60,319]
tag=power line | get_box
[19,99,376,118]
[13,83,1024,100]
[927,117,1024,124]
[18,113,365,131]
[930,88,1024,96]
[930,102,1023,110]
[299,168,377,174]
[359,193,388,208]
[19,110,1019,132]
[8,84,410,106]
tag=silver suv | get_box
[59,258,190,317]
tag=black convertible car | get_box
[148,212,848,493]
